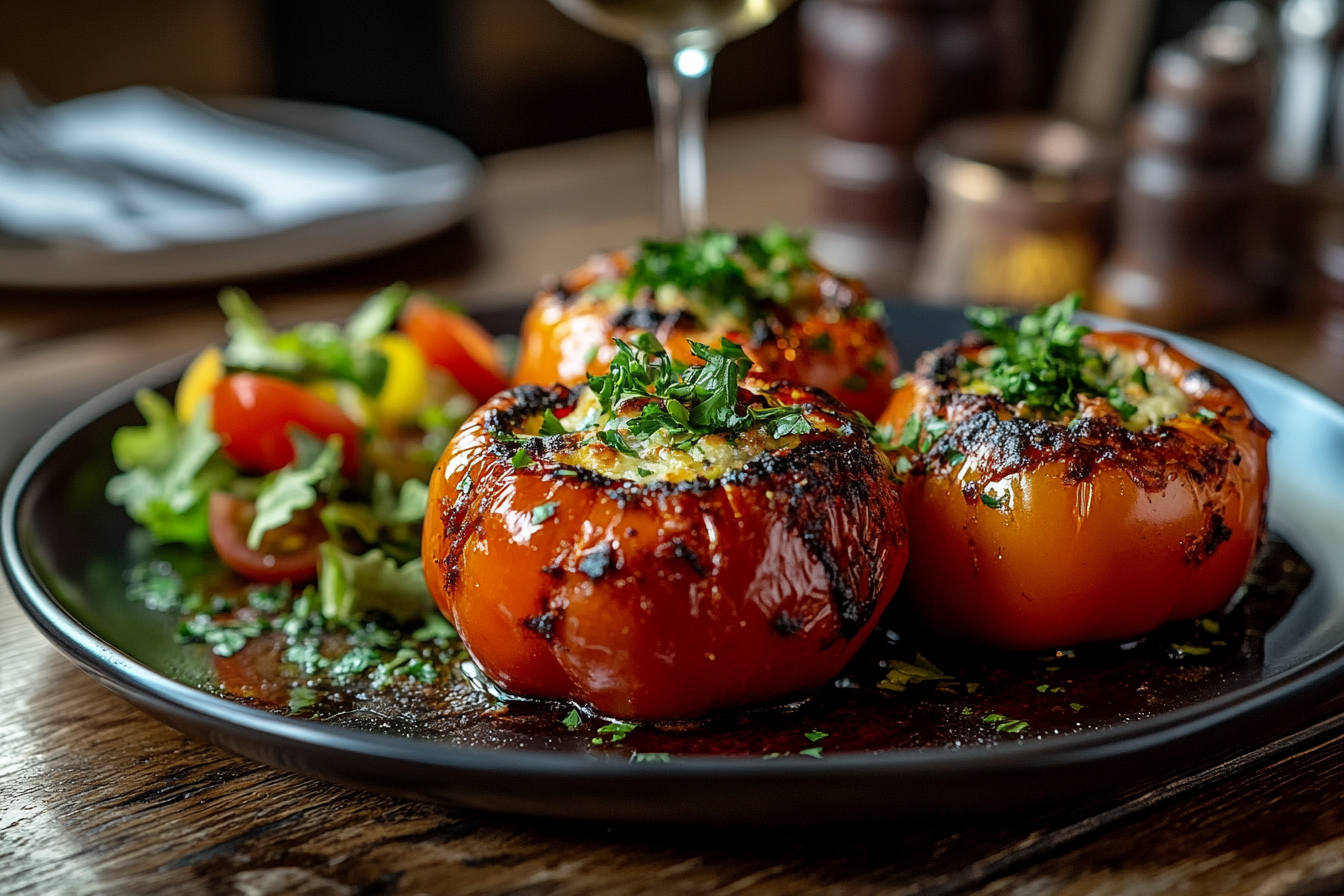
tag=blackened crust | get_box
[910,341,1242,493]
[436,385,905,644]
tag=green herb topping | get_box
[621,227,814,324]
[949,294,1192,428]
[582,333,814,446]
[961,293,1103,416]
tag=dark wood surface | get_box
[3,108,1344,895]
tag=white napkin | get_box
[0,86,462,251]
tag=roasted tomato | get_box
[207,492,326,583]
[212,373,362,477]
[877,301,1270,651]
[513,230,899,420]
[400,296,509,403]
[425,338,909,720]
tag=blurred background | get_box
[0,0,1231,154]
[4,0,1344,361]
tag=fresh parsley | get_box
[531,501,560,524]
[877,654,954,692]
[962,293,1110,417]
[582,333,814,449]
[621,227,815,325]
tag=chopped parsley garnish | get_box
[582,333,814,448]
[177,616,265,657]
[804,730,829,742]
[877,654,954,692]
[621,227,814,325]
[1194,407,1219,423]
[510,447,533,469]
[125,560,195,612]
[539,409,568,436]
[531,501,560,524]
[982,713,1029,734]
[561,709,583,730]
[591,721,639,744]
[288,687,318,712]
[799,747,824,759]
[980,493,1004,510]
[959,292,1169,422]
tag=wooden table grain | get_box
[3,108,1344,896]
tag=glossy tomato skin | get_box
[207,492,325,583]
[400,297,508,403]
[212,373,362,476]
[513,251,899,420]
[877,331,1270,651]
[423,382,910,720]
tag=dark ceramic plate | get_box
[5,303,1344,825]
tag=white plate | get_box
[0,97,481,289]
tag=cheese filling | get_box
[515,388,805,484]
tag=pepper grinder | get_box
[800,0,1030,292]
[1093,23,1270,331]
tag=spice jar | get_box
[910,115,1117,307]
[800,0,1030,291]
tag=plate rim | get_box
[7,308,1344,813]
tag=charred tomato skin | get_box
[424,380,910,721]
[877,330,1270,651]
[513,251,899,420]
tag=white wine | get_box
[548,0,793,234]
[550,0,795,53]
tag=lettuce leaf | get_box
[317,543,434,624]
[105,392,234,546]
[247,435,343,550]
[219,284,408,397]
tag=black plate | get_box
[6,303,1344,825]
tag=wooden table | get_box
[4,108,1344,896]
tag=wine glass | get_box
[549,0,797,237]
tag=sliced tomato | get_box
[212,373,361,476]
[208,492,325,583]
[400,298,508,402]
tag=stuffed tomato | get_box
[425,336,909,720]
[513,228,900,420]
[877,296,1269,651]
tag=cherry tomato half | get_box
[877,330,1270,651]
[212,373,362,476]
[400,297,508,403]
[207,492,326,583]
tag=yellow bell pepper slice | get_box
[175,346,223,424]
[374,332,429,424]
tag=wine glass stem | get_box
[646,47,715,238]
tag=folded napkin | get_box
[0,86,463,251]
